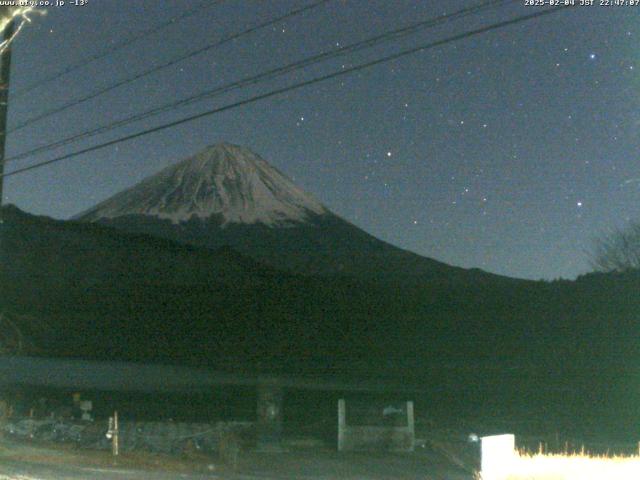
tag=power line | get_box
[5,0,516,164]
[13,1,220,98]
[1,5,572,180]
[7,0,331,133]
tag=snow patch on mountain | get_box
[76,143,328,227]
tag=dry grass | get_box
[0,438,217,474]
[480,450,640,480]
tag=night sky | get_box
[2,1,638,280]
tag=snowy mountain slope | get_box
[75,143,500,280]
[76,143,327,227]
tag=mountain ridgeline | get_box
[74,143,490,281]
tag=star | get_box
[386,151,392,157]
[589,53,596,60]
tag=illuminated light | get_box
[485,452,640,480]
[479,434,640,480]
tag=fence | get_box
[4,416,253,454]
[337,398,414,452]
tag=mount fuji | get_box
[75,143,489,280]
[78,142,327,227]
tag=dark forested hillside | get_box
[1,205,638,438]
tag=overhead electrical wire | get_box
[7,0,332,133]
[5,0,517,164]
[13,0,221,98]
[1,5,572,180]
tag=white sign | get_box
[481,434,515,480]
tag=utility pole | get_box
[0,8,14,307]
[0,7,14,418]
[0,10,14,214]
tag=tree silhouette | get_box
[590,222,640,272]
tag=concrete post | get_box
[406,401,415,451]
[256,379,284,452]
[337,399,346,451]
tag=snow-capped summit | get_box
[77,143,328,226]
